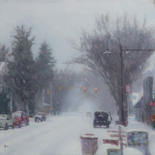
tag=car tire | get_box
[5,123,8,130]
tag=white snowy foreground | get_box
[0,113,154,155]
[127,116,155,155]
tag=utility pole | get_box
[119,44,128,126]
[120,45,124,126]
[119,47,155,127]
[104,47,155,127]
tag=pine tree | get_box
[0,45,9,62]
[8,25,37,115]
[35,42,55,108]
[36,42,55,89]
[0,89,10,114]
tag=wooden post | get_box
[119,126,123,155]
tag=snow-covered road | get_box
[0,113,154,155]
[0,113,97,155]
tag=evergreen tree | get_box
[8,25,37,115]
[0,45,9,62]
[0,89,10,114]
[36,42,55,90]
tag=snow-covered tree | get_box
[0,45,9,62]
[7,25,37,115]
[34,42,55,111]
[52,70,80,114]
[36,42,55,89]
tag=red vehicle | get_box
[12,111,29,128]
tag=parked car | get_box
[93,111,112,128]
[0,114,14,130]
[12,111,29,127]
[13,115,22,128]
[34,112,47,122]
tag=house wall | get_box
[143,76,153,124]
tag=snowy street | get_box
[0,113,154,155]
[1,0,155,155]
[0,113,93,155]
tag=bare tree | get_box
[76,15,155,126]
[51,70,81,114]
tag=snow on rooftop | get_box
[131,93,143,106]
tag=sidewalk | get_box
[127,115,155,155]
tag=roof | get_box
[134,97,143,108]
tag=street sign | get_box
[110,134,126,138]
[150,101,155,106]
[103,139,119,146]
[126,85,132,94]
[47,89,50,95]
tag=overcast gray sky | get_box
[0,0,155,70]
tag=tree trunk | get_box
[24,103,29,115]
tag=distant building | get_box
[134,76,155,126]
[134,97,143,122]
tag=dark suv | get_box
[93,111,112,128]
